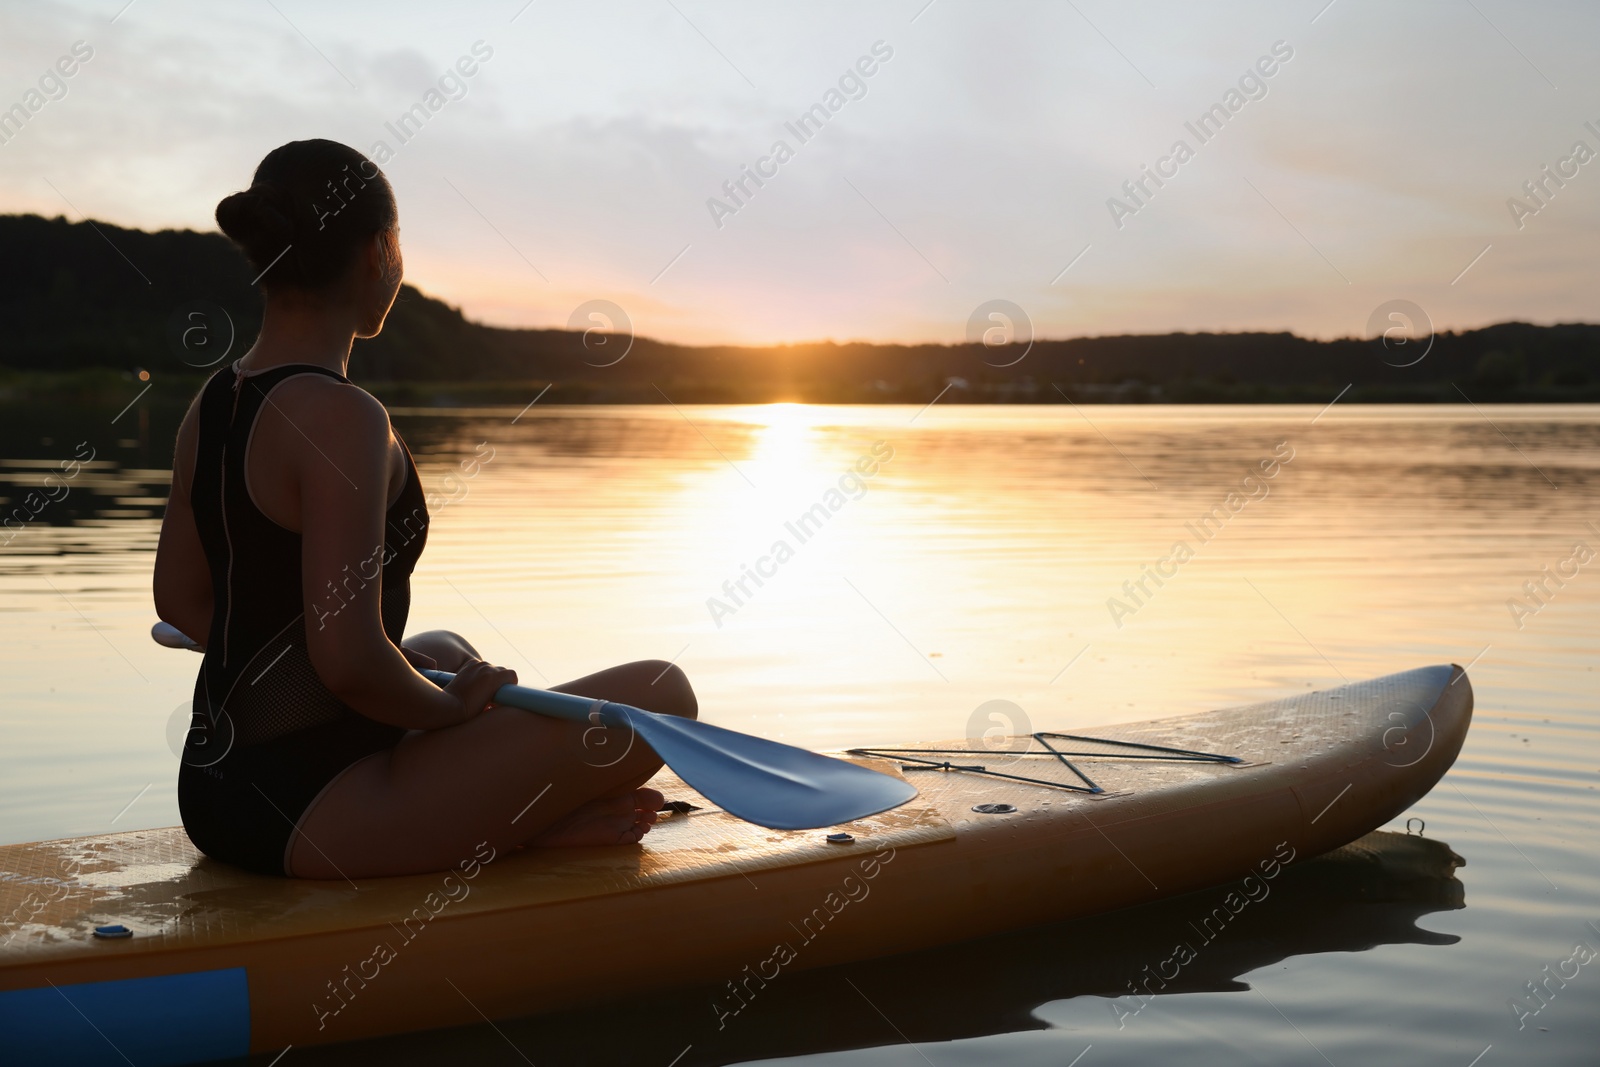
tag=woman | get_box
[153,139,695,879]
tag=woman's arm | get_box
[289,381,512,728]
[153,396,214,642]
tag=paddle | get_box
[153,620,205,651]
[150,621,916,831]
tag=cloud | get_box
[3,0,1598,345]
[363,48,441,98]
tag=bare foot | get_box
[529,788,665,848]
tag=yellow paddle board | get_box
[0,664,1471,1064]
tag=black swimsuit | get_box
[177,362,429,876]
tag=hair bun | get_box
[215,185,295,254]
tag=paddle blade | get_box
[151,621,203,651]
[625,709,918,830]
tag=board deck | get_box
[0,664,1472,1064]
[0,759,949,963]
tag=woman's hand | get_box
[442,658,518,725]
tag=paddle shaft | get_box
[152,620,920,829]
[155,626,629,727]
[419,668,632,729]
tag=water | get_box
[2,402,1597,1065]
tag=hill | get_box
[3,212,1598,403]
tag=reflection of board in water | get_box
[281,829,1465,1066]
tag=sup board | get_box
[0,664,1471,1064]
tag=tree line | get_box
[4,212,1597,403]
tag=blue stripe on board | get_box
[0,967,250,1066]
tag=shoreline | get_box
[6,370,1600,409]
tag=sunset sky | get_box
[2,0,1597,347]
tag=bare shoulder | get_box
[250,375,397,500]
[266,374,392,444]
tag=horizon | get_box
[3,3,1597,348]
[11,208,1599,356]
